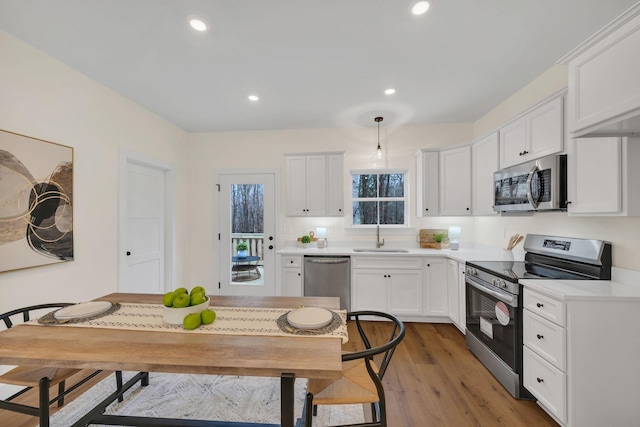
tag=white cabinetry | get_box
[471,132,499,215]
[279,255,302,296]
[567,136,640,215]
[415,150,439,217]
[439,146,471,216]
[351,256,423,316]
[522,286,640,426]
[285,152,344,217]
[561,4,640,137]
[499,96,564,168]
[423,258,447,316]
[446,259,466,333]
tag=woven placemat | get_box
[38,303,122,325]
[276,310,342,336]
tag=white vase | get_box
[237,250,247,258]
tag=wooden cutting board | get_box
[419,229,448,249]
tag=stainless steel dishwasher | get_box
[303,256,350,310]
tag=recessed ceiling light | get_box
[412,1,430,15]
[189,18,208,32]
[248,95,259,101]
[384,88,396,95]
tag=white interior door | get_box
[121,161,166,293]
[217,172,276,296]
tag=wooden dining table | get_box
[0,293,344,427]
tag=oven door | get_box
[465,276,519,370]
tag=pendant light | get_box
[375,116,383,159]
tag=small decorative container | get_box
[237,250,247,258]
[163,297,210,325]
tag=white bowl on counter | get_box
[163,297,210,325]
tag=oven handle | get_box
[466,276,518,307]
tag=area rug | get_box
[44,372,364,426]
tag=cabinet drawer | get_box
[351,256,422,270]
[282,256,302,268]
[523,309,566,371]
[523,346,567,424]
[523,289,566,327]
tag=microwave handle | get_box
[526,165,540,209]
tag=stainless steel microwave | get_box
[493,154,567,212]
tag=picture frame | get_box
[0,128,74,273]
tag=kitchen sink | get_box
[352,248,410,253]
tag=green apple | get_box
[190,286,206,296]
[173,292,191,308]
[190,292,207,306]
[201,309,216,325]
[162,291,178,307]
[183,313,202,330]
[174,287,188,295]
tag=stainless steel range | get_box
[465,234,611,399]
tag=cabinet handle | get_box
[565,201,572,205]
[536,377,544,383]
[427,264,430,267]
[290,260,294,264]
[519,151,524,156]
[536,303,544,308]
[297,273,301,276]
[536,334,544,340]
[523,150,529,155]
[268,245,273,250]
[339,208,342,212]
[466,207,470,211]
[425,208,429,211]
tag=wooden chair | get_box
[0,303,125,427]
[303,311,406,427]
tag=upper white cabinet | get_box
[499,96,564,168]
[439,146,471,216]
[567,136,640,216]
[471,132,499,215]
[560,4,640,138]
[416,150,440,217]
[285,152,344,217]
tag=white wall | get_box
[0,31,190,313]
[187,124,473,287]
[471,64,640,270]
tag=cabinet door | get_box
[499,117,526,168]
[304,155,327,216]
[326,154,344,216]
[527,96,563,160]
[285,156,307,216]
[568,137,622,214]
[388,270,423,316]
[439,146,471,216]
[458,262,466,333]
[471,133,499,215]
[281,268,302,297]
[352,270,387,311]
[424,258,447,316]
[446,259,460,326]
[416,151,439,216]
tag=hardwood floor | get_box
[2,322,558,427]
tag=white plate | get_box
[54,301,113,320]
[287,307,333,330]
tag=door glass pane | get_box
[352,201,378,225]
[230,184,264,284]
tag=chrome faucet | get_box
[376,225,385,248]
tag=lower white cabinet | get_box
[351,256,423,316]
[522,286,640,426]
[446,259,466,333]
[279,255,302,296]
[424,258,447,316]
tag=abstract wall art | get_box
[0,129,74,273]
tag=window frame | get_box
[350,168,410,228]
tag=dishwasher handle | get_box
[305,257,350,264]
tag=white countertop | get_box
[520,278,640,302]
[277,244,521,263]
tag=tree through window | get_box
[351,171,407,226]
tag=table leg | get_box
[281,373,295,427]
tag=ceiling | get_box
[0,0,637,133]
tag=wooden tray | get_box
[419,229,448,249]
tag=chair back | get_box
[343,311,406,380]
[1,303,73,329]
